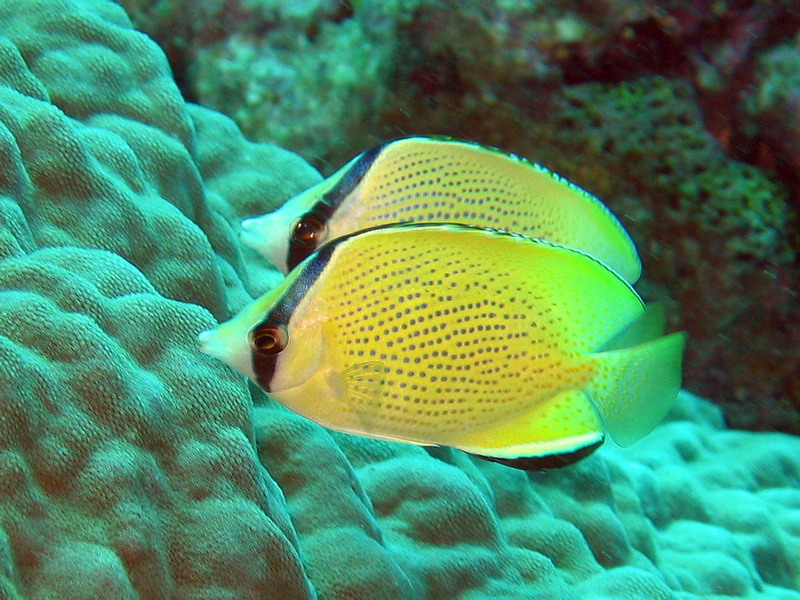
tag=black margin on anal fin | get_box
[470,437,604,471]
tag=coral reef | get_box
[0,1,317,596]
[0,247,311,599]
[1,0,798,598]
[119,0,800,168]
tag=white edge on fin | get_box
[455,431,604,461]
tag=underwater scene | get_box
[0,0,798,598]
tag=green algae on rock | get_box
[547,76,798,434]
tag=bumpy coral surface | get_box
[1,1,799,598]
[253,391,800,600]
[0,1,316,597]
[0,248,311,599]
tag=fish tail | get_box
[587,331,686,446]
[599,302,666,351]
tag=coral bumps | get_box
[0,1,315,597]
[0,249,310,598]
[0,1,798,599]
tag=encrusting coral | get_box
[0,1,798,599]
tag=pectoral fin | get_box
[332,361,387,405]
[322,322,388,410]
[326,361,415,442]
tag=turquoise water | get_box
[0,1,797,598]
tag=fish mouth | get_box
[197,326,256,381]
[197,328,222,357]
[240,218,267,251]
[240,216,289,273]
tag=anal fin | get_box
[474,440,602,470]
[453,389,605,470]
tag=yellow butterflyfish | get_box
[241,137,641,283]
[201,223,682,470]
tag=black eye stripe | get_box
[252,347,278,392]
[252,238,343,391]
[287,206,331,272]
[320,143,383,208]
[285,142,385,271]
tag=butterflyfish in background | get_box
[240,137,642,283]
[200,223,684,470]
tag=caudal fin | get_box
[600,302,666,351]
[587,332,686,446]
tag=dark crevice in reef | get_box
[169,50,198,105]
[561,19,693,85]
[561,7,800,87]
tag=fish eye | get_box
[249,324,288,355]
[292,214,327,244]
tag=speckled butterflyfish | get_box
[241,137,642,283]
[201,223,683,470]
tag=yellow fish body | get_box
[241,137,642,283]
[201,224,683,469]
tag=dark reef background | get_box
[120,0,799,434]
